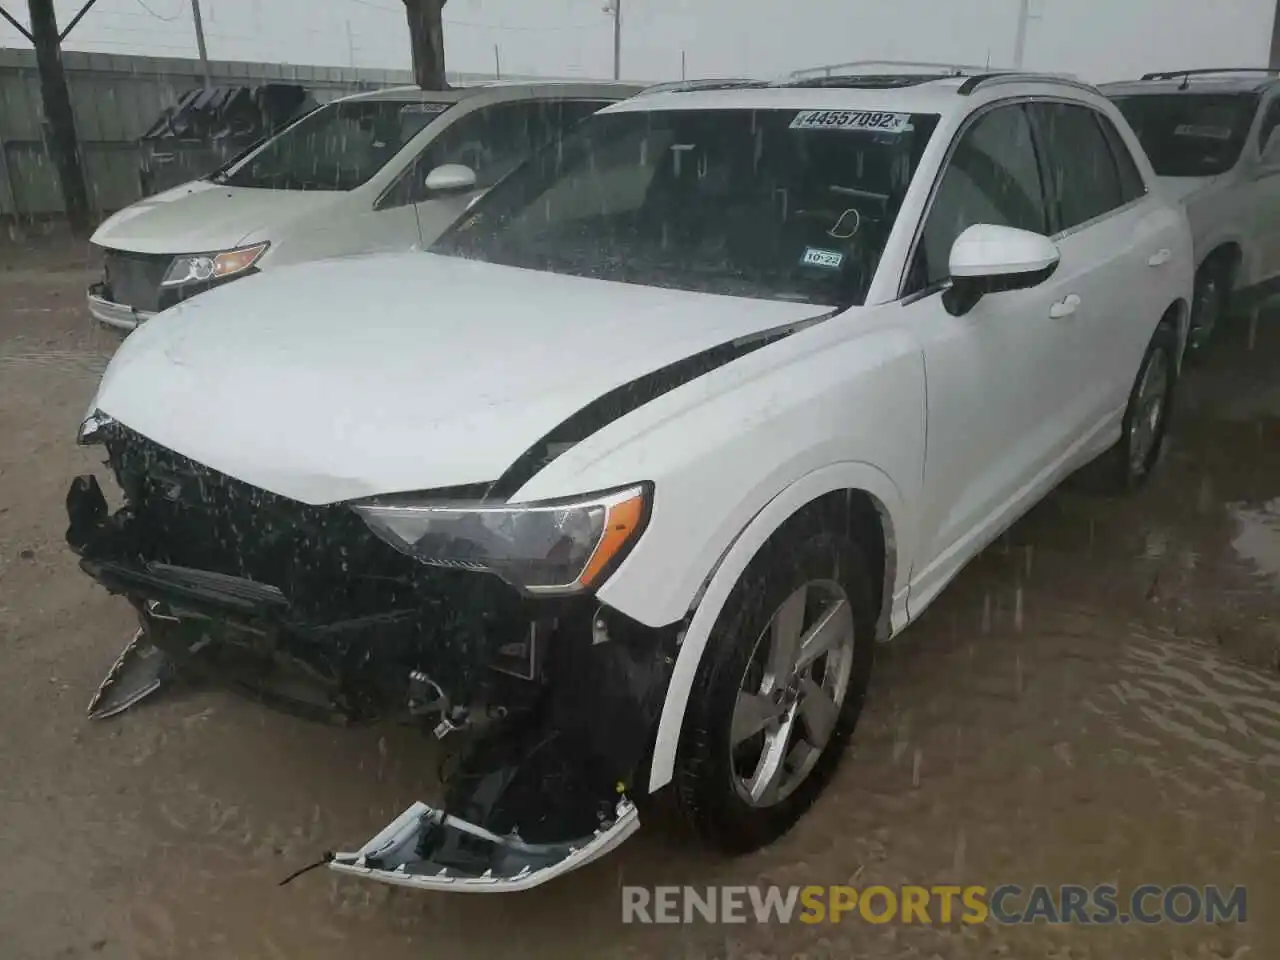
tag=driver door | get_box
[897,102,1083,615]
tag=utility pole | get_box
[1271,0,1280,67]
[681,49,686,80]
[493,43,501,79]
[346,20,356,67]
[603,0,621,80]
[23,0,93,232]
[403,0,448,89]
[1012,0,1030,68]
[189,0,211,87]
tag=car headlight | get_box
[160,242,269,287]
[350,483,651,596]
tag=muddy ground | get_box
[1,233,1278,959]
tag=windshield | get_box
[1110,92,1260,177]
[431,106,940,306]
[218,98,452,191]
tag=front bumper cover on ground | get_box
[329,797,640,892]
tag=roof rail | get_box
[956,70,1092,95]
[1140,67,1280,81]
[788,59,993,80]
[635,77,767,96]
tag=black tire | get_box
[1082,322,1179,495]
[674,504,877,854]
[1187,257,1235,357]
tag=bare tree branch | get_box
[0,4,34,43]
[58,0,99,42]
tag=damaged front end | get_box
[66,417,678,891]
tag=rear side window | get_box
[1031,102,1125,232]
[1097,112,1147,203]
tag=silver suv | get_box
[1102,68,1280,350]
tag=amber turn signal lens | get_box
[578,488,648,588]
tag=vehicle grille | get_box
[102,426,523,627]
[102,249,172,312]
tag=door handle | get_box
[1049,293,1080,319]
[1147,248,1173,267]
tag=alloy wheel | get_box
[729,578,856,808]
[1129,347,1170,477]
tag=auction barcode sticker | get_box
[790,110,912,133]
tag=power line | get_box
[446,17,606,32]
[132,0,183,22]
[339,0,604,32]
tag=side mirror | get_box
[424,163,477,195]
[943,223,1060,316]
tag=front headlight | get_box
[160,241,269,287]
[351,483,651,596]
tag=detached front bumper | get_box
[88,284,154,332]
[330,799,640,892]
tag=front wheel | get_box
[674,508,876,854]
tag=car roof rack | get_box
[956,71,1094,95]
[635,78,769,96]
[781,60,1093,95]
[787,59,993,81]
[1140,67,1280,81]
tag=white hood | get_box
[90,180,339,254]
[91,253,823,505]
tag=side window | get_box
[1096,112,1147,203]
[910,103,1048,290]
[1032,102,1125,232]
[420,101,545,188]
[382,101,563,209]
[1257,97,1280,156]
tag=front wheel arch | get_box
[645,464,901,795]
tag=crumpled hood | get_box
[90,180,338,255]
[91,253,823,505]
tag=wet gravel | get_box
[0,234,1277,959]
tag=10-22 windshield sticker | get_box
[790,110,912,133]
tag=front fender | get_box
[512,314,925,630]
[504,313,926,794]
[643,460,907,793]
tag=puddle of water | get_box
[1231,498,1280,587]
[1215,383,1280,422]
